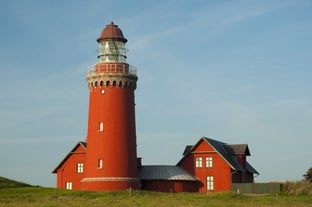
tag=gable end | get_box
[52,141,87,173]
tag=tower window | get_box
[98,122,104,132]
[77,163,84,173]
[195,157,202,168]
[206,157,213,168]
[98,159,103,169]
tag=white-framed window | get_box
[66,182,72,190]
[99,122,104,132]
[206,157,213,168]
[206,176,214,191]
[195,157,202,168]
[98,159,103,169]
[77,162,84,173]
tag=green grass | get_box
[0,187,312,207]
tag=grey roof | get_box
[223,144,250,156]
[246,162,259,175]
[183,145,193,155]
[178,137,259,175]
[138,165,199,181]
[204,137,258,174]
[203,137,244,171]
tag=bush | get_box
[283,181,312,196]
[303,167,312,182]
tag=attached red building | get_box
[177,137,259,193]
[52,141,86,190]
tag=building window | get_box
[206,176,214,191]
[206,157,213,168]
[66,182,72,190]
[77,163,84,173]
[98,159,103,169]
[195,157,202,168]
[99,122,104,132]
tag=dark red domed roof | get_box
[97,22,127,43]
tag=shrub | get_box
[303,167,312,182]
[283,181,312,196]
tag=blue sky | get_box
[0,0,311,187]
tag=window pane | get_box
[206,157,213,168]
[99,122,104,132]
[77,163,84,173]
[66,182,72,190]
[206,176,214,191]
[98,159,103,169]
[195,157,202,168]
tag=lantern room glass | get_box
[98,41,127,63]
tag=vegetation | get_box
[303,167,312,182]
[0,176,32,188]
[283,180,312,196]
[0,177,312,207]
[0,187,312,207]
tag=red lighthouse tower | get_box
[81,22,140,190]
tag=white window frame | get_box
[206,176,214,191]
[206,157,213,168]
[195,157,202,168]
[66,182,72,190]
[77,162,84,173]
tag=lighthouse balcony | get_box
[87,63,137,76]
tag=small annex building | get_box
[52,141,86,190]
[138,165,198,192]
[53,136,258,192]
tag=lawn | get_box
[0,187,311,207]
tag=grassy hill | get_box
[0,187,312,207]
[0,176,32,188]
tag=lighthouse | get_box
[80,22,140,190]
[52,22,259,193]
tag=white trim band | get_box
[81,177,140,182]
